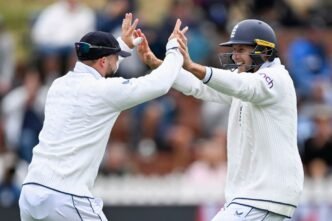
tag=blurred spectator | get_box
[287,19,332,99]
[0,16,15,98]
[132,138,174,175]
[100,141,132,176]
[1,67,47,162]
[320,0,332,25]
[30,0,95,75]
[130,97,176,151]
[0,118,7,154]
[110,110,132,143]
[96,0,135,33]
[292,202,332,221]
[201,101,229,137]
[39,53,61,87]
[159,0,214,63]
[172,91,202,138]
[184,138,227,188]
[0,152,20,207]
[250,0,303,27]
[193,0,230,31]
[224,0,250,31]
[297,81,332,150]
[165,124,195,173]
[301,105,332,179]
[185,134,227,221]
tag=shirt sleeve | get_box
[100,39,183,111]
[172,68,232,105]
[116,37,133,64]
[206,67,281,106]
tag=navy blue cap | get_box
[75,31,131,61]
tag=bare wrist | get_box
[150,59,162,69]
[121,37,134,49]
[185,62,206,80]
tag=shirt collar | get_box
[73,61,103,79]
[259,58,281,70]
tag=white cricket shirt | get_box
[23,39,183,197]
[173,58,304,218]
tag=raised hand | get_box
[171,22,192,70]
[177,28,206,79]
[135,29,162,69]
[168,19,189,41]
[136,19,189,69]
[121,13,139,48]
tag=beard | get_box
[105,70,115,78]
[105,60,120,78]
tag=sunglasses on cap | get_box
[75,42,120,54]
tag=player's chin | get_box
[237,66,246,73]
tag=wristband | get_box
[166,39,179,52]
[203,67,213,84]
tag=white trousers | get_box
[19,184,108,221]
[211,203,289,221]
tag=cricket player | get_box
[136,19,304,221]
[19,13,187,221]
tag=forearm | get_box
[149,39,184,90]
[110,41,183,111]
[173,68,232,104]
[185,62,206,80]
[148,58,162,69]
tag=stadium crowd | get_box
[0,0,332,212]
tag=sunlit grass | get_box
[0,0,105,61]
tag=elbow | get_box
[158,83,172,95]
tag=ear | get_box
[99,57,107,67]
[100,57,106,64]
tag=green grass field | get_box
[0,0,104,61]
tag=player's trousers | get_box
[211,203,290,221]
[19,183,107,221]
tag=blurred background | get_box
[0,0,332,220]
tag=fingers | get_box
[177,38,187,51]
[134,30,138,38]
[173,19,182,33]
[181,26,189,35]
[136,29,143,37]
[178,46,187,57]
[130,18,139,32]
[177,28,188,44]
[122,13,139,33]
[135,30,149,51]
[136,30,147,44]
[140,31,149,45]
[169,18,189,42]
[122,13,132,29]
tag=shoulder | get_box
[258,59,291,80]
